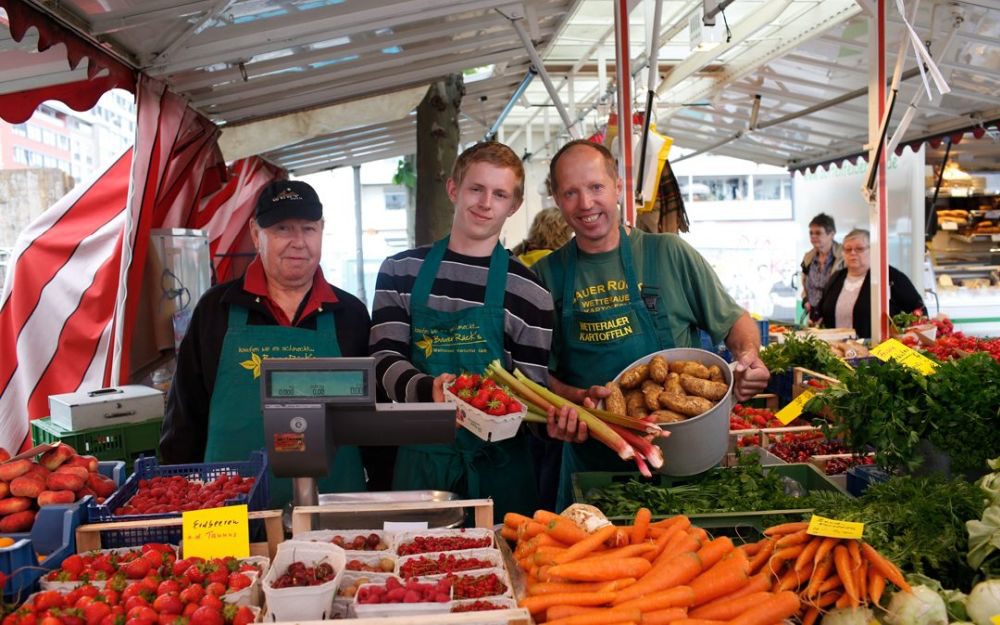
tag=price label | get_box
[941,221,959,230]
[991,615,1000,625]
[775,389,815,425]
[871,338,938,375]
[807,514,865,539]
[182,505,250,560]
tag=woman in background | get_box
[512,206,573,267]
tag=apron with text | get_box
[204,305,367,508]
[391,237,539,521]
[551,227,675,509]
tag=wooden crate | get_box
[263,610,531,625]
[291,498,494,535]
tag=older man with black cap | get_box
[161,180,371,506]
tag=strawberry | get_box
[188,607,223,625]
[84,603,112,625]
[469,395,488,410]
[152,595,182,616]
[229,608,253,625]
[505,401,521,414]
[226,573,251,592]
[485,400,506,416]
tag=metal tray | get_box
[283,490,464,532]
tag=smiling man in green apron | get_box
[369,142,559,522]
[533,141,772,510]
[161,180,370,507]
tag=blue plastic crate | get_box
[846,465,890,497]
[0,461,124,600]
[766,368,795,404]
[85,450,268,548]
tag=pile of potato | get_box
[605,355,729,424]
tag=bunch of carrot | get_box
[503,509,803,625]
[734,520,913,625]
[487,360,666,476]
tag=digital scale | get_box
[260,357,458,507]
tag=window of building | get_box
[28,151,44,167]
[42,129,56,146]
[58,135,70,150]
[11,124,27,136]
[691,175,749,201]
[753,175,792,201]
[13,147,28,164]
[44,155,57,168]
[383,186,408,210]
[27,125,42,142]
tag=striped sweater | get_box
[369,245,554,403]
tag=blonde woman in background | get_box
[512,206,574,267]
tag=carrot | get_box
[500,525,518,541]
[613,585,696,612]
[690,591,773,620]
[855,557,868,605]
[777,561,812,592]
[547,515,590,545]
[695,536,735,571]
[652,514,691,529]
[748,539,775,575]
[794,537,821,572]
[612,551,703,605]
[835,591,852,608]
[646,524,681,562]
[640,607,689,625]
[529,581,623,596]
[688,526,709,546]
[543,607,642,625]
[553,525,617,564]
[689,555,750,606]
[727,590,801,625]
[504,511,532,529]
[579,543,656,562]
[740,541,762,557]
[534,509,559,524]
[599,578,637,592]
[767,544,804,574]
[547,557,653,582]
[666,620,726,625]
[868,567,886,605]
[847,539,862,568]
[611,526,631,548]
[763,521,809,537]
[812,537,839,568]
[801,605,820,625]
[519,590,616,615]
[814,590,842,608]
[834,545,859,606]
[714,572,771,602]
[659,531,703,564]
[817,572,843,594]
[775,529,809,548]
[860,541,911,593]
[534,545,567,566]
[806,554,833,598]
[545,605,599,620]
[631,507,652,545]
[519,520,546,540]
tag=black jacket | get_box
[818,266,925,339]
[160,278,371,464]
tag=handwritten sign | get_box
[807,514,865,540]
[182,504,249,559]
[871,338,938,375]
[775,390,816,425]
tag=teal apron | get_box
[391,237,539,522]
[552,227,675,510]
[204,305,367,508]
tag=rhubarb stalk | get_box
[608,423,664,469]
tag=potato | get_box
[619,364,650,389]
[0,510,36,533]
[10,475,45,498]
[641,380,662,411]
[39,444,75,471]
[649,409,687,423]
[664,372,685,395]
[0,497,33,516]
[38,490,75,506]
[87,473,118,498]
[679,374,729,401]
[46,473,85,492]
[648,356,669,383]
[707,365,724,383]
[54,465,89,481]
[658,392,714,417]
[0,459,32,482]
[26,464,50,480]
[66,455,99,473]
[0,482,7,499]
[669,360,711,379]
[604,382,627,416]
[0,448,9,463]
[625,391,649,419]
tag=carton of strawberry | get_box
[443,374,526,442]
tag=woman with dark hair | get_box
[801,213,844,323]
[817,229,925,339]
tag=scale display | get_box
[267,369,367,399]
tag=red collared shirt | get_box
[242,257,339,327]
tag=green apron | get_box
[204,305,366,508]
[391,237,539,522]
[551,227,675,510]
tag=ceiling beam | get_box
[89,0,218,34]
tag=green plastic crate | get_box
[572,463,849,538]
[31,417,162,472]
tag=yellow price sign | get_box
[871,338,938,375]
[775,390,815,425]
[182,504,250,560]
[807,514,864,540]
[991,616,1000,625]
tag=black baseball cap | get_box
[255,180,323,228]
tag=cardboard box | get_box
[49,385,164,431]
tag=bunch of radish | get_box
[0,444,117,533]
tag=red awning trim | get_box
[790,118,1000,174]
[0,0,135,124]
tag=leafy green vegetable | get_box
[582,454,846,519]
[811,474,987,590]
[891,311,923,330]
[760,334,851,378]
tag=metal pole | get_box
[635,0,664,206]
[614,0,635,225]
[484,69,537,142]
[352,165,367,303]
[508,17,580,137]
[868,0,889,342]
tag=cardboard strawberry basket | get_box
[442,383,525,443]
[84,450,268,548]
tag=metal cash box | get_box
[49,385,164,431]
